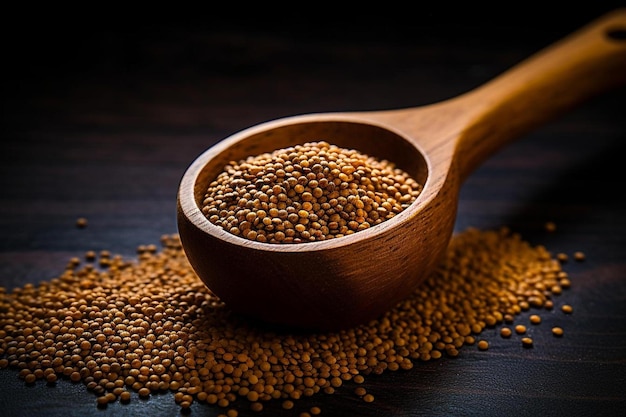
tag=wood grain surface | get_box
[1,7,625,417]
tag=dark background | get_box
[1,5,625,417]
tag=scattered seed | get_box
[0,226,576,414]
[561,304,573,314]
[96,395,109,407]
[500,327,512,338]
[573,251,586,261]
[120,391,131,403]
[521,337,534,348]
[529,315,542,325]
[477,340,489,350]
[138,387,151,398]
[544,221,557,232]
[552,327,564,337]
[250,402,263,412]
[76,217,88,228]
[515,325,527,334]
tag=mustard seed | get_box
[529,315,542,325]
[24,373,36,384]
[500,327,512,338]
[552,327,564,337]
[363,393,375,403]
[76,217,88,228]
[250,402,263,412]
[202,141,422,243]
[120,390,131,403]
[515,325,527,334]
[138,387,151,398]
[96,395,109,407]
[477,340,489,351]
[573,251,586,261]
[561,304,573,314]
[521,337,534,348]
[0,227,575,414]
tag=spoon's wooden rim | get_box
[177,112,435,253]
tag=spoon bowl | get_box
[178,10,626,330]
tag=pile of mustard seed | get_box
[0,227,578,415]
[202,141,423,243]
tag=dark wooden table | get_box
[2,7,625,417]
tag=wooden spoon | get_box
[177,10,626,330]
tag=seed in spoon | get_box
[201,141,423,243]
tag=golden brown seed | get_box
[515,325,527,334]
[0,227,575,415]
[76,217,88,228]
[529,315,541,325]
[521,337,533,348]
[138,387,151,398]
[544,221,556,232]
[552,327,564,337]
[561,304,573,314]
[573,251,586,261]
[477,340,489,350]
[120,390,131,403]
[250,402,263,412]
[363,393,375,403]
[202,141,422,243]
[500,327,512,338]
[96,396,109,407]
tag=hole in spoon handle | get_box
[454,9,626,180]
[607,25,626,40]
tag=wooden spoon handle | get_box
[455,9,626,180]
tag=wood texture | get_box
[2,7,626,417]
[177,10,626,330]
